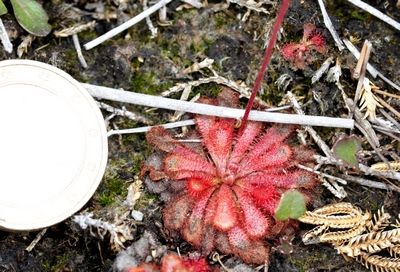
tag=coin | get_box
[0,60,107,231]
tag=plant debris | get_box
[299,202,400,272]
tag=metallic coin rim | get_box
[0,60,108,231]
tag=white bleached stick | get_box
[82,83,354,129]
[107,119,196,136]
[72,34,87,68]
[84,0,172,50]
[317,0,345,51]
[0,18,12,53]
[346,0,400,31]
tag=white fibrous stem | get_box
[73,213,133,250]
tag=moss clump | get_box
[94,158,131,207]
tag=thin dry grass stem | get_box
[143,0,158,38]
[314,154,400,192]
[378,108,400,131]
[298,164,347,185]
[107,120,196,137]
[54,21,97,37]
[317,0,345,50]
[372,89,400,100]
[360,164,400,181]
[211,253,235,272]
[286,91,332,157]
[343,39,378,78]
[26,228,48,252]
[311,57,334,84]
[346,0,400,31]
[340,87,391,173]
[343,39,400,92]
[352,40,372,118]
[96,101,153,125]
[380,176,400,193]
[342,174,400,193]
[375,95,400,120]
[72,34,87,69]
[338,75,381,149]
[0,18,13,53]
[373,126,400,143]
[84,0,173,50]
[299,164,347,198]
[160,66,266,105]
[226,0,273,14]
[353,40,368,80]
[354,122,394,172]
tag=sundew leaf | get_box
[10,0,51,36]
[0,1,7,16]
[275,189,306,221]
[332,135,362,170]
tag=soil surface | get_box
[1,0,400,271]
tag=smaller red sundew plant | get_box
[141,89,317,264]
[125,254,213,272]
[281,22,327,69]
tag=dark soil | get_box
[1,0,400,271]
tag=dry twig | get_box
[317,0,345,50]
[83,83,354,128]
[84,0,173,50]
[346,0,400,31]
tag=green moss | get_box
[42,260,52,271]
[96,176,126,206]
[106,177,125,195]
[206,86,219,97]
[135,192,159,210]
[287,251,333,272]
[189,41,202,54]
[131,152,146,174]
[160,40,181,60]
[131,72,156,94]
[327,2,369,22]
[98,193,115,206]
[215,15,227,27]
[78,30,99,41]
[349,11,368,21]
[143,192,158,200]
[94,158,131,207]
[42,251,70,272]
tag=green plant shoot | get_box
[275,189,306,221]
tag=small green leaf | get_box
[10,0,51,36]
[0,1,7,16]
[275,189,306,221]
[332,135,362,169]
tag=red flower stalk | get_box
[141,89,317,264]
[281,23,327,69]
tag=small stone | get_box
[131,210,143,221]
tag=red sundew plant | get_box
[126,254,212,272]
[281,22,327,69]
[141,89,317,264]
